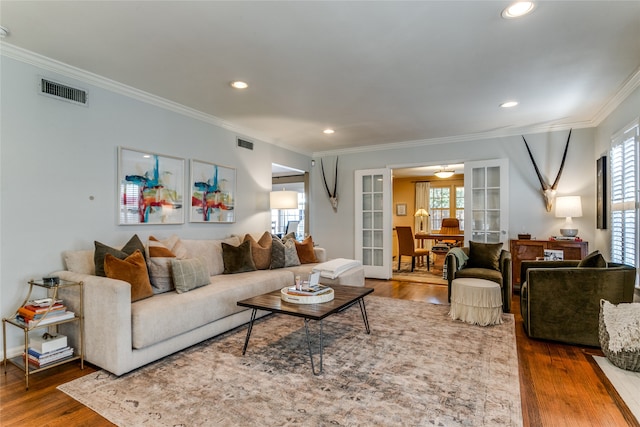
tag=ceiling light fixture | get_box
[434,167,455,179]
[323,129,335,134]
[501,2,535,19]
[230,81,248,89]
[500,101,519,108]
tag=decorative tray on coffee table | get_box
[280,287,334,304]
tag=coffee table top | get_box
[237,284,373,321]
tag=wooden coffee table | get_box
[237,284,373,375]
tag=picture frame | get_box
[189,159,236,223]
[117,147,185,225]
[597,155,607,229]
[396,203,407,216]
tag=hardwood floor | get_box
[0,279,637,426]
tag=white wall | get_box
[0,56,310,352]
[311,129,598,261]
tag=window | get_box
[271,192,305,238]
[429,185,464,231]
[610,119,640,267]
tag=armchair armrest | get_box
[499,250,512,313]
[519,260,579,286]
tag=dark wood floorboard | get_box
[1,278,636,426]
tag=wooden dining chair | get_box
[396,226,430,272]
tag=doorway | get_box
[271,164,308,240]
[391,164,464,284]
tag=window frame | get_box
[610,118,640,269]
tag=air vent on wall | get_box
[237,138,254,150]
[39,77,88,106]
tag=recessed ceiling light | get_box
[230,81,248,89]
[500,101,519,108]
[501,2,535,19]
[323,129,335,135]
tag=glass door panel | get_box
[355,168,392,279]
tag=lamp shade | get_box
[270,190,298,209]
[555,196,582,218]
[414,208,429,217]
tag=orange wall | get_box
[392,175,464,258]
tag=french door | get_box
[464,159,509,245]
[355,168,392,279]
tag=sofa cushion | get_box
[295,236,318,264]
[243,232,272,270]
[104,250,154,302]
[466,241,503,271]
[270,236,286,269]
[131,269,292,349]
[455,267,503,286]
[171,258,210,293]
[94,234,146,277]
[284,239,301,267]
[181,236,240,276]
[64,249,95,275]
[222,241,257,274]
[578,250,606,268]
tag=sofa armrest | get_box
[54,270,133,372]
[313,247,327,263]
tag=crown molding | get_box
[590,67,640,127]
[4,42,637,160]
[312,120,595,158]
[0,42,315,155]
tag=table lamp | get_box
[555,196,582,237]
[414,208,429,232]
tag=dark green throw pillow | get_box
[577,250,606,268]
[94,234,146,277]
[466,241,503,271]
[222,241,257,274]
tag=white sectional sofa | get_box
[54,235,364,376]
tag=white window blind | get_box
[610,119,640,266]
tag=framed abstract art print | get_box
[117,147,185,225]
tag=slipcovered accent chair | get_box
[445,241,512,313]
[520,251,636,347]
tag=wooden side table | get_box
[509,239,588,292]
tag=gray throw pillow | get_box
[94,234,146,277]
[577,250,606,268]
[284,239,301,267]
[270,236,286,269]
[466,241,503,271]
[222,241,257,274]
[171,258,210,293]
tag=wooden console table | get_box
[510,239,589,292]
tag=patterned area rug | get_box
[393,260,448,284]
[58,296,522,426]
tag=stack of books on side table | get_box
[16,299,75,328]
[25,333,74,368]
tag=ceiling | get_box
[1,1,639,156]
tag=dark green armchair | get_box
[520,260,636,347]
[445,243,512,313]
